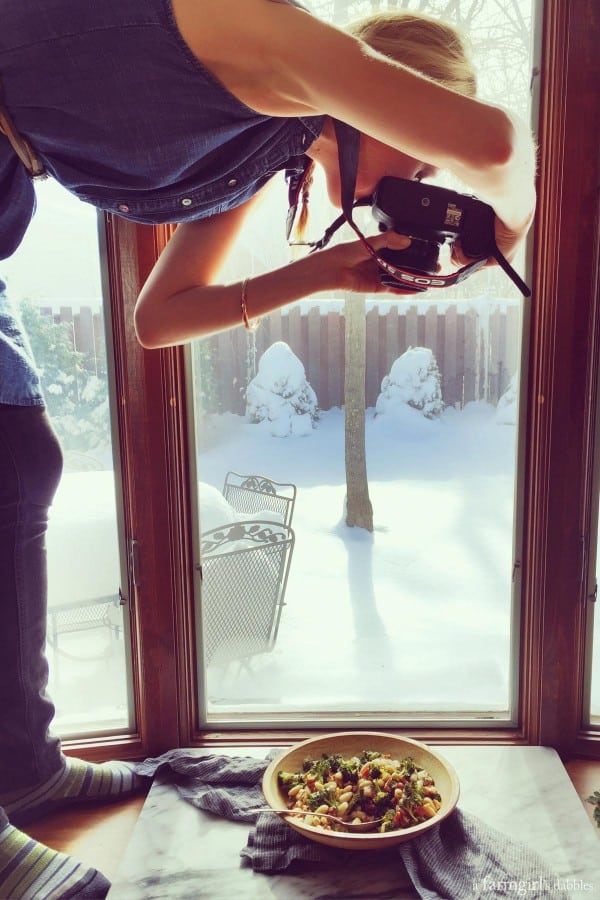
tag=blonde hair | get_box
[293,12,476,241]
[347,11,477,98]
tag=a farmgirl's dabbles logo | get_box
[474,875,595,895]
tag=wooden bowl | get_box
[262,731,459,850]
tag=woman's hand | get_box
[450,207,535,270]
[321,231,415,295]
[491,210,535,264]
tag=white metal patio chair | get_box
[198,520,295,666]
[222,471,296,528]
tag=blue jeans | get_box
[0,404,64,793]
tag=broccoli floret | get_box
[301,753,341,783]
[306,789,331,811]
[373,790,391,814]
[399,757,418,777]
[277,771,304,790]
[327,753,343,774]
[400,781,421,806]
[359,750,382,763]
[340,760,359,784]
[379,809,396,833]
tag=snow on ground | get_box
[197,400,518,719]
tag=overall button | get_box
[118,203,130,213]
[227,178,238,187]
[181,198,192,207]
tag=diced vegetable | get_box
[276,749,442,834]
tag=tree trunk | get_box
[344,294,373,531]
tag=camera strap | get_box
[285,120,530,296]
[330,120,485,293]
[328,119,530,296]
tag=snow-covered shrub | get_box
[245,341,318,437]
[18,299,111,453]
[376,346,443,419]
[495,373,518,425]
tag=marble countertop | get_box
[108,745,600,899]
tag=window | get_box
[586,508,600,726]
[1,179,133,737]
[582,362,600,729]
[63,0,600,757]
[189,0,537,728]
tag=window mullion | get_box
[101,215,190,755]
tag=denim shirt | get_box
[0,279,44,406]
[0,0,325,259]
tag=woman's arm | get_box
[174,0,536,232]
[133,195,411,349]
[139,0,537,349]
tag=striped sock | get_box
[0,822,110,899]
[0,758,149,827]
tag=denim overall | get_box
[0,0,323,258]
[0,0,322,826]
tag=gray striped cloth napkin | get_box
[133,750,569,899]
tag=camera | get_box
[371,177,497,286]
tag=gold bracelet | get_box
[241,277,260,332]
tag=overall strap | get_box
[0,80,47,179]
[333,119,361,226]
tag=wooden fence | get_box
[44,301,521,413]
[40,304,106,375]
[198,303,521,414]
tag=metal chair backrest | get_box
[199,520,295,665]
[222,472,296,528]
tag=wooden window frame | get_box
[63,0,600,761]
[522,0,600,757]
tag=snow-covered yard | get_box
[197,342,515,718]
[198,402,516,719]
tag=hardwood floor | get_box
[19,760,600,884]
[25,794,148,882]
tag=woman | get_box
[0,3,535,897]
[135,1,534,344]
[0,278,148,899]
[1,0,536,345]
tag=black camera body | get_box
[371,177,497,282]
